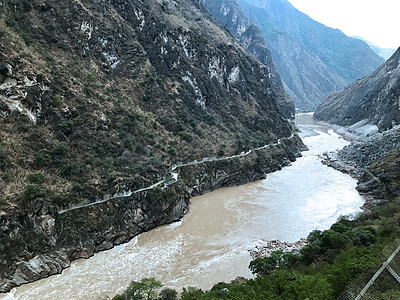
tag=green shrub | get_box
[0,151,9,169]
[72,183,83,193]
[24,184,47,200]
[380,219,398,237]
[321,231,348,250]
[300,242,323,264]
[27,172,45,184]
[178,131,192,142]
[168,147,176,157]
[0,197,7,206]
[263,270,333,300]
[60,162,87,181]
[180,287,205,300]
[158,288,178,300]
[249,250,299,276]
[113,278,163,300]
[123,138,133,150]
[331,222,351,234]
[307,229,323,243]
[352,229,377,246]
[52,143,70,157]
[53,195,64,206]
[178,130,188,138]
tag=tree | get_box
[158,288,178,300]
[113,278,163,300]
[249,250,299,276]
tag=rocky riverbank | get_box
[249,239,308,260]
[322,125,400,206]
[0,135,304,293]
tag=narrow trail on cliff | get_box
[59,134,295,214]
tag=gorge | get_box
[1,114,365,299]
[1,0,400,298]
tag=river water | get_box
[2,114,365,299]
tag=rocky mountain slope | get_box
[0,0,304,292]
[237,0,385,111]
[315,48,400,130]
[316,48,400,206]
[201,0,294,119]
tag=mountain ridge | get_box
[353,36,396,61]
[237,0,385,111]
[315,47,400,130]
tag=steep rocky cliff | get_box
[237,0,385,111]
[315,48,400,130]
[0,0,304,292]
[201,0,294,119]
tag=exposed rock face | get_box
[264,35,346,111]
[0,184,190,292]
[358,151,400,202]
[201,0,294,119]
[237,0,385,111]
[0,0,304,292]
[315,48,400,130]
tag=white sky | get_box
[287,0,400,49]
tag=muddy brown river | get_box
[1,114,365,299]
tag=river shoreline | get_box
[0,114,366,299]
[0,131,303,294]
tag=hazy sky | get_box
[287,0,400,49]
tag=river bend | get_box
[1,114,364,299]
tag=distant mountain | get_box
[353,36,396,61]
[315,48,400,130]
[238,0,385,111]
[201,0,294,118]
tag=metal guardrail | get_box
[338,239,400,300]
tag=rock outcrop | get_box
[315,48,400,130]
[0,0,304,292]
[201,0,294,119]
[238,0,385,111]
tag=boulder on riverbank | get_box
[322,125,400,205]
[249,239,307,260]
